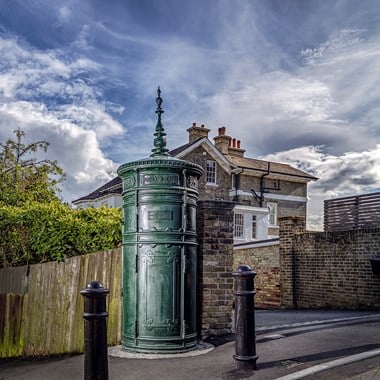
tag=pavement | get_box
[1,310,379,380]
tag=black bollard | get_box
[232,265,258,372]
[80,281,109,380]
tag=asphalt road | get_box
[1,310,379,380]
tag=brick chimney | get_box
[187,122,210,143]
[213,126,230,154]
[228,136,246,157]
[214,127,245,157]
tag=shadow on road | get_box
[256,343,380,370]
[257,317,380,342]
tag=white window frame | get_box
[206,160,217,185]
[267,202,278,227]
[234,213,244,238]
[233,205,269,243]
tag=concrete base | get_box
[108,342,215,359]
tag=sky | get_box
[0,0,379,230]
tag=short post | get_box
[80,281,109,380]
[232,265,258,372]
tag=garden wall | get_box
[234,243,280,308]
[279,217,380,309]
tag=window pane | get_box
[267,202,277,226]
[252,215,257,239]
[234,213,244,237]
[206,160,216,184]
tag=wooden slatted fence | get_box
[0,248,122,358]
[324,192,380,231]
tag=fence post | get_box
[80,281,109,380]
[232,265,258,372]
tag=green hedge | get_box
[0,202,122,268]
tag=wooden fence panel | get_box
[0,266,28,294]
[0,248,122,358]
[0,294,25,357]
[107,249,122,345]
[324,192,380,231]
[23,260,64,356]
[66,255,85,353]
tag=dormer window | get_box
[206,160,217,185]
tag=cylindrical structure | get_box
[232,265,258,371]
[80,281,109,380]
[117,88,203,353]
[118,158,203,353]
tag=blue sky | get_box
[0,0,379,229]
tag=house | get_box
[72,176,123,209]
[73,123,317,244]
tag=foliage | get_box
[0,202,122,268]
[0,128,65,206]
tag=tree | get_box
[0,128,65,206]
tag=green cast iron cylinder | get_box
[118,157,203,353]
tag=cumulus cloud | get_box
[0,101,118,201]
[0,34,124,202]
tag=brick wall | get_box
[294,229,380,309]
[183,147,232,201]
[239,177,307,198]
[280,217,380,309]
[197,200,235,338]
[279,217,306,308]
[234,243,281,308]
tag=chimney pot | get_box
[192,122,196,127]
[232,138,236,148]
[228,137,232,146]
[237,140,241,148]
[201,124,205,128]
[221,126,226,135]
